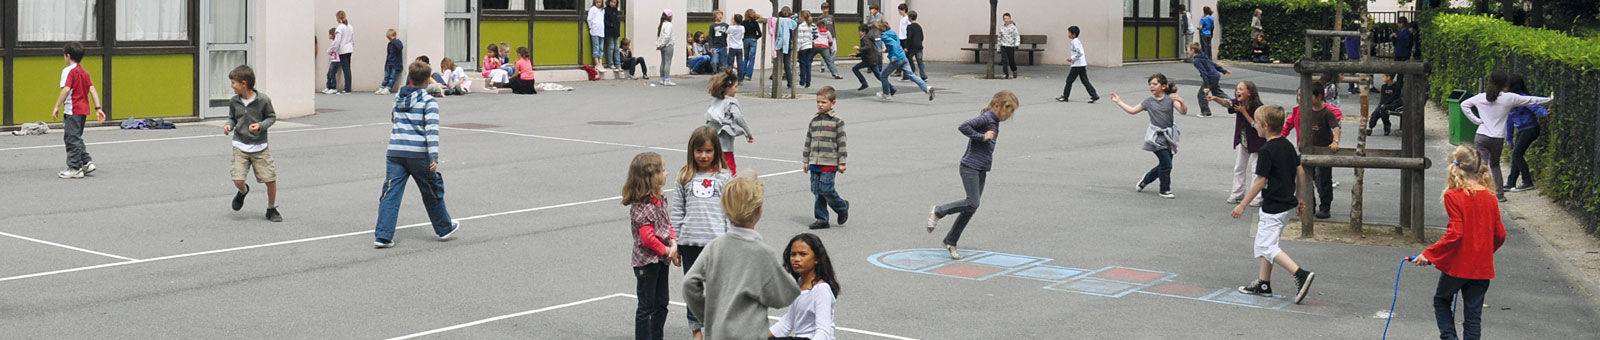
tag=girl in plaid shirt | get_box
[623,152,679,340]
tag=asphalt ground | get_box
[1,61,1595,339]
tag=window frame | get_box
[687,0,717,22]
[113,0,198,49]
[13,0,106,50]
[481,0,531,20]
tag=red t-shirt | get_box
[1422,188,1507,280]
[61,64,94,116]
[516,59,535,81]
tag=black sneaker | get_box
[1315,209,1331,219]
[232,186,250,211]
[1508,184,1536,192]
[809,220,831,230]
[1294,271,1316,304]
[1237,280,1272,295]
[1088,97,1100,104]
[837,208,849,226]
[832,75,843,80]
[265,207,282,222]
[1055,96,1069,102]
[857,84,868,91]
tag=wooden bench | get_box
[960,34,1048,65]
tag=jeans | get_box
[622,57,648,77]
[634,261,670,340]
[606,37,621,68]
[679,245,705,330]
[1201,34,1213,58]
[728,48,744,76]
[1141,149,1174,193]
[1370,104,1398,133]
[879,58,928,95]
[1309,165,1334,211]
[1062,66,1099,100]
[325,61,340,90]
[63,114,91,169]
[810,171,849,222]
[380,66,401,89]
[711,47,726,72]
[999,46,1018,75]
[1197,77,1227,114]
[908,50,926,79]
[333,53,352,92]
[374,156,455,242]
[778,51,794,86]
[798,48,817,86]
[1434,273,1490,340]
[852,61,882,88]
[741,38,759,80]
[936,166,987,247]
[659,43,674,81]
[821,46,840,76]
[1473,134,1506,199]
[591,36,605,63]
[1507,127,1539,188]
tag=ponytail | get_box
[1486,70,1508,102]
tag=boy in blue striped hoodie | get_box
[373,61,460,249]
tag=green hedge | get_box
[1423,13,1600,232]
[1218,0,1356,62]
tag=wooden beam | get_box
[1300,155,1431,170]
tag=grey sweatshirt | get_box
[670,170,733,246]
[705,97,750,152]
[683,227,801,339]
[228,92,277,146]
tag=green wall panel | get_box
[1157,26,1177,59]
[480,20,531,64]
[1,61,6,125]
[111,54,195,118]
[1123,27,1137,60]
[12,56,104,124]
[1138,27,1158,60]
[533,21,584,66]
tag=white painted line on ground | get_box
[0,123,388,152]
[0,231,137,261]
[0,170,804,284]
[384,293,632,340]
[439,126,802,164]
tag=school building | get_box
[2,0,1236,127]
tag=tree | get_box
[986,0,998,79]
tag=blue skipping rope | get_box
[1384,256,1418,340]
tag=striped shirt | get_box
[958,110,1000,171]
[803,110,847,166]
[387,86,440,162]
[671,170,733,246]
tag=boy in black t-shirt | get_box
[1302,83,1341,219]
[1231,105,1317,304]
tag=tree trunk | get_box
[1528,0,1546,27]
[986,0,997,79]
[1501,0,1516,20]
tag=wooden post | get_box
[1352,29,1370,234]
[1405,72,1428,243]
[1299,34,1315,238]
[986,0,998,79]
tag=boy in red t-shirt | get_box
[49,42,107,179]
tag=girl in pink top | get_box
[509,46,538,94]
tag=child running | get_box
[769,233,839,340]
[624,152,679,340]
[803,86,849,230]
[1460,70,1554,202]
[1112,73,1187,199]
[1411,145,1507,340]
[683,175,801,339]
[670,126,733,340]
[372,61,461,248]
[223,65,282,222]
[704,69,753,175]
[50,42,106,179]
[1189,42,1230,117]
[927,91,1020,260]
[1230,104,1317,304]
[1505,72,1551,193]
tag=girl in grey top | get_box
[1111,73,1188,198]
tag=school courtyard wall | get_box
[311,0,445,93]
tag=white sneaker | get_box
[661,80,677,86]
[1227,197,1243,204]
[322,88,338,95]
[1249,200,1262,207]
[927,206,939,233]
[375,87,390,95]
[81,162,97,175]
[439,220,460,241]
[1159,192,1176,199]
[57,169,84,179]
[946,244,964,260]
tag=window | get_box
[482,0,526,11]
[19,0,99,42]
[117,0,189,41]
[833,0,858,15]
[538,0,579,11]
[688,0,714,14]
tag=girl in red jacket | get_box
[1412,145,1507,340]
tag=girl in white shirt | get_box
[771,233,838,340]
[1460,70,1554,201]
[438,58,471,96]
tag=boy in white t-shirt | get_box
[1056,26,1100,104]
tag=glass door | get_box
[200,0,250,118]
[445,0,475,68]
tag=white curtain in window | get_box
[211,0,247,43]
[1124,0,1136,17]
[446,19,471,67]
[802,0,826,14]
[118,0,188,41]
[19,0,98,42]
[447,0,469,13]
[208,50,246,100]
[688,0,713,13]
[834,0,857,15]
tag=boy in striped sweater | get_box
[373,61,461,249]
[804,86,850,230]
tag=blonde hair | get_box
[1255,105,1286,135]
[1444,145,1495,196]
[440,57,456,72]
[988,90,1020,121]
[622,152,666,205]
[713,9,724,19]
[721,175,765,228]
[679,126,727,185]
[744,9,762,22]
[386,28,397,38]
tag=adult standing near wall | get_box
[656,9,677,86]
[605,0,624,71]
[1199,6,1215,60]
[1178,5,1194,62]
[325,11,355,94]
[588,0,608,67]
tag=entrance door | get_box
[445,0,476,68]
[200,0,251,118]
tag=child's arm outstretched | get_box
[730,102,754,143]
[1108,93,1143,115]
[757,257,802,309]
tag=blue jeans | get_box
[798,48,818,86]
[729,48,744,77]
[381,65,401,89]
[879,58,928,95]
[590,36,605,63]
[634,261,670,340]
[606,37,620,68]
[852,61,881,87]
[810,170,849,222]
[741,38,758,80]
[1141,149,1174,193]
[374,156,455,242]
[1434,273,1490,340]
[908,50,926,79]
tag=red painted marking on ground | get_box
[1143,282,1213,298]
[1092,268,1166,284]
[931,263,1004,279]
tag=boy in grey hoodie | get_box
[684,175,800,339]
[224,65,282,222]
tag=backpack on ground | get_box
[580,65,601,81]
